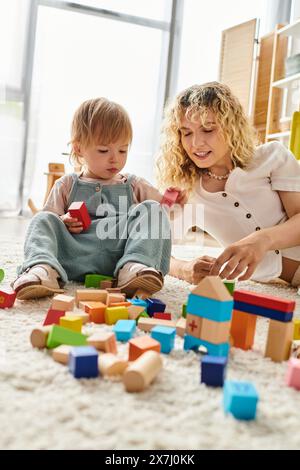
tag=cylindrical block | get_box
[98,353,128,376]
[123,351,163,392]
[30,326,52,348]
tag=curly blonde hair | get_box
[70,97,133,169]
[156,82,258,192]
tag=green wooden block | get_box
[0,269,4,283]
[182,303,187,319]
[137,311,149,321]
[46,325,87,349]
[85,274,113,288]
[223,280,235,295]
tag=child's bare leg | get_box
[280,257,300,285]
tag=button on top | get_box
[222,193,227,198]
[255,227,261,231]
[95,186,100,192]
[275,250,280,255]
[246,213,252,219]
[234,202,239,207]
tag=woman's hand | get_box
[182,256,217,284]
[164,186,188,207]
[60,212,84,234]
[209,233,271,281]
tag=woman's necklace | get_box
[202,168,232,181]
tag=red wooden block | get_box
[161,189,179,207]
[68,201,91,230]
[233,289,295,313]
[0,290,16,309]
[153,312,172,320]
[43,309,65,326]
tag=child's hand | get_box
[60,212,84,234]
[163,187,188,208]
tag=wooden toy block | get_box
[30,326,52,349]
[51,294,74,312]
[176,317,186,337]
[128,305,146,321]
[184,334,229,357]
[109,301,132,308]
[293,319,300,340]
[52,345,72,365]
[100,280,113,289]
[59,316,82,333]
[186,314,202,338]
[233,301,293,322]
[69,346,98,378]
[286,358,300,390]
[46,325,87,349]
[223,380,259,420]
[187,294,233,322]
[265,319,293,362]
[131,298,148,310]
[123,350,163,392]
[0,289,16,309]
[106,287,122,293]
[98,353,128,376]
[182,303,187,319]
[128,336,161,361]
[75,289,107,307]
[105,306,128,325]
[137,317,176,333]
[230,310,257,350]
[153,312,172,320]
[107,293,126,306]
[146,298,166,317]
[134,289,151,299]
[43,309,65,326]
[68,201,91,230]
[65,310,90,325]
[0,269,4,283]
[83,301,106,323]
[201,355,227,387]
[223,280,235,295]
[233,289,295,313]
[200,318,231,345]
[161,188,179,207]
[85,274,113,288]
[151,326,176,354]
[291,340,300,358]
[87,331,117,354]
[192,276,233,301]
[113,319,136,342]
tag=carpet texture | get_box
[1,237,300,450]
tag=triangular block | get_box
[192,276,232,301]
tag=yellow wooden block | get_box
[293,319,300,340]
[105,306,128,325]
[59,316,82,333]
[265,319,293,362]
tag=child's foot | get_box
[12,264,65,300]
[117,262,164,297]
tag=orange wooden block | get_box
[84,301,106,323]
[87,331,117,354]
[230,310,257,350]
[186,314,202,337]
[200,317,231,344]
[128,336,161,361]
[265,319,293,362]
[109,302,132,308]
[107,293,126,306]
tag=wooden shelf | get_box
[267,131,291,139]
[277,19,300,38]
[272,72,300,89]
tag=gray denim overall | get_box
[18,174,172,283]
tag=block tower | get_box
[184,276,233,357]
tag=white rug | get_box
[1,237,300,450]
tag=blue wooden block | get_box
[151,325,176,354]
[187,294,233,322]
[69,346,99,379]
[233,300,293,322]
[146,298,166,317]
[113,319,136,342]
[223,380,259,420]
[201,355,227,387]
[131,298,148,311]
[184,334,229,357]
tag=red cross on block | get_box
[68,201,91,231]
[189,320,198,332]
[0,289,17,309]
[186,314,202,338]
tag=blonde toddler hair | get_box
[156,82,258,192]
